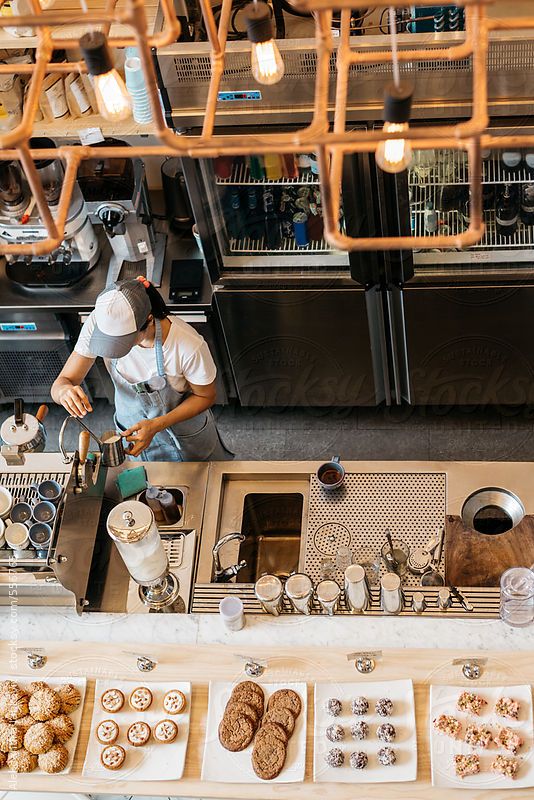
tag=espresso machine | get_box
[0,139,100,288]
[77,142,166,286]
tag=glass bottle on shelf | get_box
[248,155,265,181]
[243,187,264,241]
[524,152,534,177]
[264,154,283,181]
[281,154,299,179]
[279,188,296,239]
[501,151,522,177]
[226,188,242,241]
[482,183,495,211]
[520,183,534,226]
[424,199,438,233]
[496,184,519,238]
[262,187,282,249]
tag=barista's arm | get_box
[51,352,95,417]
[122,380,216,457]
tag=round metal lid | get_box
[0,413,40,446]
[107,500,154,543]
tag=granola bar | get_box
[454,753,480,779]
[457,691,487,716]
[465,724,493,749]
[494,726,524,755]
[433,714,462,738]
[491,754,519,779]
[495,697,520,720]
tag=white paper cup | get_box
[219,596,245,631]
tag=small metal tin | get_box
[285,572,314,615]
[438,587,452,610]
[412,591,426,613]
[255,574,284,616]
[380,572,403,615]
[316,579,341,615]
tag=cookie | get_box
[96,719,119,745]
[224,699,260,727]
[324,698,342,717]
[153,718,178,744]
[252,736,286,780]
[232,681,264,698]
[100,689,124,714]
[0,689,29,721]
[13,715,35,734]
[261,707,295,737]
[378,746,396,766]
[324,747,344,767]
[377,723,396,743]
[48,714,75,744]
[163,689,187,715]
[127,721,151,747]
[38,743,69,774]
[6,748,37,773]
[129,686,153,712]
[0,721,23,752]
[351,721,369,740]
[100,744,126,770]
[254,722,288,746]
[230,686,264,717]
[350,751,368,770]
[267,689,302,718]
[28,688,60,721]
[326,723,344,742]
[351,696,369,715]
[218,712,255,752]
[24,722,54,755]
[375,698,393,717]
[57,683,81,714]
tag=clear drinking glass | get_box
[500,567,534,627]
[335,545,353,572]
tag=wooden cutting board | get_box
[445,514,534,586]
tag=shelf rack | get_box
[215,161,320,186]
[408,149,534,187]
[229,234,333,254]
[412,206,534,251]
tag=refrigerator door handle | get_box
[386,286,412,405]
[365,286,392,407]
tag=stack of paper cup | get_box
[125,57,154,125]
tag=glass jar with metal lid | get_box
[107,500,168,585]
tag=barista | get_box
[51,277,233,462]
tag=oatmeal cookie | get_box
[252,736,286,780]
[28,681,48,694]
[13,715,35,734]
[0,689,29,721]
[267,689,302,718]
[28,688,60,721]
[6,748,37,772]
[24,722,54,755]
[230,686,264,717]
[48,714,75,744]
[0,721,23,752]
[38,743,68,774]
[254,722,288,745]
[57,683,81,714]
[224,699,260,727]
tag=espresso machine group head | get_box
[0,138,100,288]
[77,140,166,286]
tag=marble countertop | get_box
[6,607,534,654]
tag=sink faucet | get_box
[212,532,247,583]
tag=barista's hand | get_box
[122,418,160,457]
[57,385,93,417]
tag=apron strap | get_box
[154,318,165,378]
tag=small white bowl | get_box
[0,486,13,520]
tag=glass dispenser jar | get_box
[107,500,168,586]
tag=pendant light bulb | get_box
[376,83,414,174]
[245,2,285,86]
[80,32,131,122]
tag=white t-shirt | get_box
[75,314,217,393]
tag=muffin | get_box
[48,714,75,744]
[7,748,37,773]
[24,722,54,755]
[38,743,69,774]
[0,721,24,752]
[57,684,81,714]
[28,688,61,721]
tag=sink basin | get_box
[237,493,304,582]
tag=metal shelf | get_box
[412,206,534,250]
[229,234,334,254]
[216,161,320,186]
[408,150,534,187]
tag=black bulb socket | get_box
[244,2,273,44]
[80,31,113,76]
[383,82,413,124]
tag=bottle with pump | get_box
[496,184,519,238]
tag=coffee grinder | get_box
[77,141,166,286]
[0,138,100,288]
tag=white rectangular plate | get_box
[430,684,534,789]
[201,681,307,783]
[82,679,191,781]
[314,679,417,783]
[2,674,86,775]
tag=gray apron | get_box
[108,319,233,462]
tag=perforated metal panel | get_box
[304,472,446,587]
[162,534,184,569]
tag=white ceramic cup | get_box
[0,517,5,548]
[0,486,13,520]
[5,522,29,550]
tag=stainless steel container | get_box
[316,579,341,615]
[255,574,284,616]
[285,572,314,615]
[380,572,403,615]
[0,400,47,465]
[438,587,452,610]
[344,563,370,613]
[412,591,426,613]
